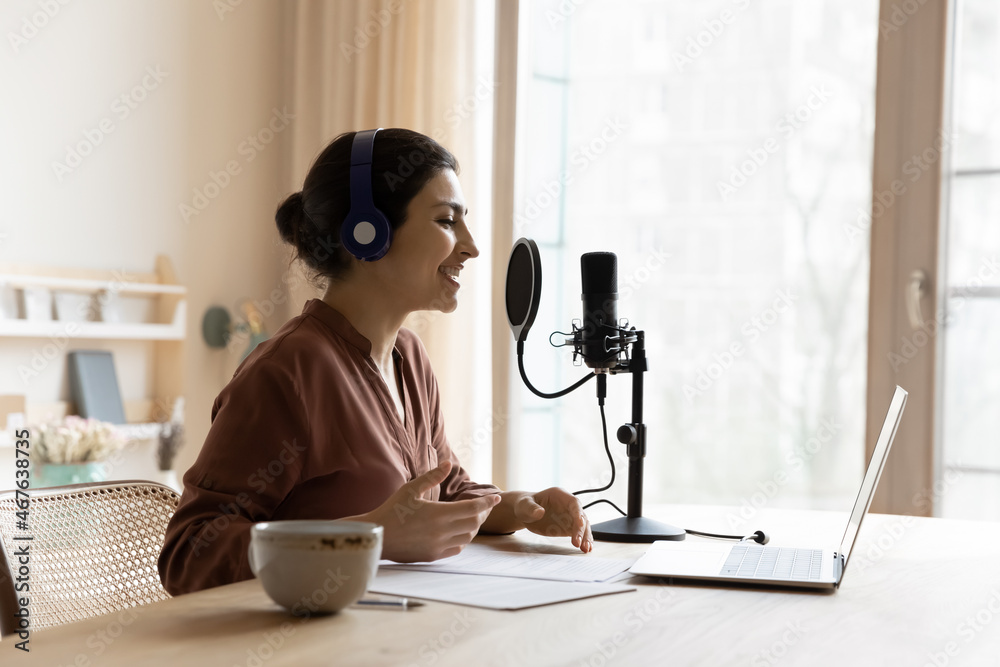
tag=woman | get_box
[159,128,592,596]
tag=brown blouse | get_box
[158,299,499,595]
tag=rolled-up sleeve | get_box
[158,360,310,596]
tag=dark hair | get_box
[275,128,460,283]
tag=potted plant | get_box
[33,416,127,487]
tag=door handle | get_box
[906,269,929,330]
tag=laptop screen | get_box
[838,386,908,571]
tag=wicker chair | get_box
[0,480,180,636]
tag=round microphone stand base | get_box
[591,516,686,543]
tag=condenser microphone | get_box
[580,252,620,369]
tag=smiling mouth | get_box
[439,266,461,288]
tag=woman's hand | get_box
[514,488,593,553]
[480,488,593,553]
[357,460,501,563]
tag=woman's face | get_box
[373,168,479,314]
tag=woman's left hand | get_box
[513,487,593,553]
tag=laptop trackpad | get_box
[630,541,731,577]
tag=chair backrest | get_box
[0,480,180,636]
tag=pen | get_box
[353,597,424,610]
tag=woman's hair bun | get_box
[275,191,305,244]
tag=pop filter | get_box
[505,238,542,343]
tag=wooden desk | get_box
[4,505,999,666]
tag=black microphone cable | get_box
[686,529,770,544]
[572,374,769,545]
[572,374,627,516]
[516,340,595,399]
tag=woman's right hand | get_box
[360,460,501,563]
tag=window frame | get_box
[865,0,951,516]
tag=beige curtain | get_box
[280,0,489,478]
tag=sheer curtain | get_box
[280,0,494,480]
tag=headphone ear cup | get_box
[342,128,392,261]
[341,202,392,261]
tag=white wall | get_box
[0,1,295,483]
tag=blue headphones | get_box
[341,128,392,261]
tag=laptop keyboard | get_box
[721,545,824,581]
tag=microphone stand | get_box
[590,329,686,543]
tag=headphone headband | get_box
[351,128,378,167]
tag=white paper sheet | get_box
[368,569,636,610]
[379,543,636,583]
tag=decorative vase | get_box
[33,462,107,488]
[155,468,181,492]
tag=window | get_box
[509,0,881,524]
[939,0,1000,519]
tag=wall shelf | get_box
[0,304,186,340]
[0,255,187,429]
[0,274,187,295]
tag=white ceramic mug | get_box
[248,520,383,615]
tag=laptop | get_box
[628,386,908,591]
